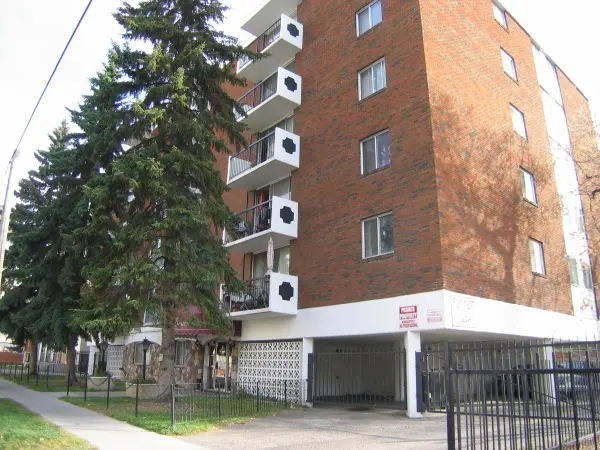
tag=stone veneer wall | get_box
[122,340,204,383]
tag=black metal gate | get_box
[422,340,600,450]
[313,346,407,409]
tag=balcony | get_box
[238,15,303,83]
[224,197,298,254]
[236,67,301,132]
[242,0,303,35]
[227,128,300,191]
[223,273,298,319]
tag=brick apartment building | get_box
[91,0,599,417]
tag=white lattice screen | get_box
[237,341,301,383]
[106,345,124,378]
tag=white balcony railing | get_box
[238,15,303,83]
[227,128,300,191]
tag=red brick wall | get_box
[0,352,24,364]
[291,0,441,309]
[420,0,572,313]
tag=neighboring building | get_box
[216,0,600,417]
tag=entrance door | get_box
[313,345,407,409]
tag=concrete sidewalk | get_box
[0,378,202,450]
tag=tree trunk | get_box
[157,324,175,400]
[29,342,38,375]
[66,336,78,385]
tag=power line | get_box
[13,0,94,153]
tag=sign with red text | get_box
[427,309,443,323]
[399,305,418,329]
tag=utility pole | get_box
[0,148,20,289]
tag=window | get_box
[143,310,160,325]
[501,49,517,81]
[359,59,386,100]
[510,105,527,139]
[253,246,291,279]
[493,2,508,29]
[175,341,187,366]
[361,130,391,174]
[583,264,594,291]
[528,238,546,276]
[357,0,383,36]
[134,343,146,365]
[363,213,394,258]
[520,168,537,205]
[572,207,585,233]
[568,257,580,287]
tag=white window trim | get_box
[362,212,394,259]
[358,58,387,101]
[529,238,546,276]
[356,0,383,37]
[501,48,518,81]
[510,104,527,139]
[360,129,391,175]
[493,2,508,29]
[520,168,537,205]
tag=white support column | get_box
[88,345,97,375]
[542,340,557,404]
[202,345,210,390]
[301,338,314,404]
[404,331,423,418]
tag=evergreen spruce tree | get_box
[0,121,88,382]
[79,0,253,393]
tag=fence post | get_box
[171,384,175,432]
[135,379,139,417]
[67,369,71,396]
[106,375,111,409]
[26,365,30,384]
[20,364,24,381]
[445,342,456,450]
[84,371,88,401]
[36,365,39,386]
[218,385,222,418]
[9,364,12,378]
[284,380,288,408]
[46,365,50,391]
[256,381,260,412]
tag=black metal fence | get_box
[236,73,278,119]
[423,340,600,450]
[229,131,276,179]
[313,347,407,409]
[223,276,271,313]
[238,19,282,68]
[173,379,304,426]
[225,200,272,244]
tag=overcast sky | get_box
[1,0,599,213]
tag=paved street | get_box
[180,406,447,449]
[0,378,201,450]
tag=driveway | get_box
[179,406,447,449]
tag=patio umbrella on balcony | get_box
[266,237,274,275]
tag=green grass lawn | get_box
[62,396,286,435]
[0,374,125,392]
[0,399,93,450]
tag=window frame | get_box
[358,58,387,101]
[568,257,580,287]
[501,48,518,81]
[493,2,508,29]
[583,264,594,291]
[175,340,187,367]
[360,129,391,175]
[520,168,537,205]
[362,212,394,259]
[528,238,546,276]
[510,104,528,139]
[356,0,383,37]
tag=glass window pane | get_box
[360,69,373,98]
[493,4,507,28]
[272,178,291,200]
[583,266,594,290]
[379,215,394,254]
[253,252,268,279]
[511,105,527,138]
[362,137,376,173]
[376,132,391,168]
[275,247,291,274]
[502,50,517,80]
[363,218,379,257]
[569,258,580,287]
[372,61,385,91]
[358,9,370,35]
[371,1,383,26]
